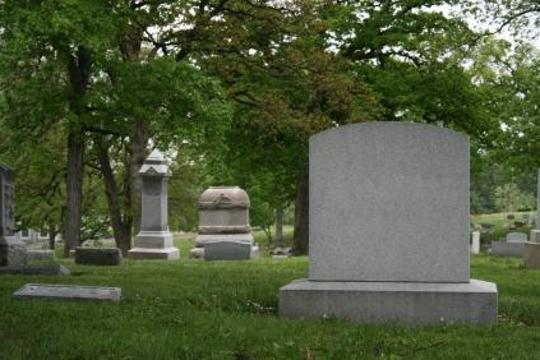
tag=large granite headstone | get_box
[128,150,179,260]
[0,163,26,267]
[524,169,540,268]
[279,122,497,325]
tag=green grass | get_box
[1,237,540,359]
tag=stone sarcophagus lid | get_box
[191,186,257,260]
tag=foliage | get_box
[494,183,535,213]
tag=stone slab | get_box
[491,241,525,257]
[75,247,122,266]
[309,122,469,283]
[133,230,174,249]
[530,229,540,243]
[13,283,121,301]
[523,242,540,269]
[0,264,70,275]
[195,233,253,247]
[279,279,497,325]
[27,250,55,261]
[204,241,252,261]
[128,247,179,260]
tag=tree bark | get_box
[293,171,309,255]
[95,135,133,255]
[275,207,284,247]
[128,119,150,234]
[63,131,84,257]
[48,223,56,250]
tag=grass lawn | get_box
[1,235,540,359]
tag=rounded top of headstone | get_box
[198,186,250,209]
[139,149,171,177]
[310,121,467,146]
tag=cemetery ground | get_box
[1,221,539,359]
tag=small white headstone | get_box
[471,231,480,254]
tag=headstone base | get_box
[530,229,540,243]
[75,248,122,265]
[128,230,179,260]
[491,241,525,257]
[279,279,497,325]
[523,242,540,269]
[203,241,258,261]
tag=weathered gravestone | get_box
[128,150,179,260]
[491,232,527,257]
[0,163,26,268]
[279,122,497,325]
[471,231,480,254]
[524,169,540,268]
[189,186,258,260]
[13,284,121,302]
[75,247,122,266]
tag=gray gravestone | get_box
[190,186,258,260]
[128,150,179,260]
[279,122,497,325]
[75,247,122,266]
[204,240,252,261]
[531,169,540,243]
[506,232,527,243]
[13,284,121,301]
[0,163,26,268]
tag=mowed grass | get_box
[1,238,540,359]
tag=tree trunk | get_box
[128,119,150,234]
[95,135,133,256]
[63,131,84,257]
[293,171,309,255]
[275,207,284,247]
[48,223,56,250]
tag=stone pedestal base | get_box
[0,236,27,267]
[279,279,497,325]
[530,229,540,243]
[128,231,179,260]
[523,242,540,269]
[491,241,525,257]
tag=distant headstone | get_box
[128,150,179,260]
[190,186,258,260]
[75,248,122,266]
[491,232,527,257]
[506,232,527,243]
[0,163,26,268]
[471,231,480,254]
[279,122,497,325]
[531,169,540,243]
[13,284,121,302]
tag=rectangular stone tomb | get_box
[279,122,498,325]
[280,280,497,325]
[204,241,252,261]
[75,247,122,266]
[491,241,525,257]
[13,283,121,302]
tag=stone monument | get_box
[471,231,480,254]
[189,186,258,260]
[491,232,527,257]
[279,122,497,325]
[524,169,540,268]
[0,163,26,268]
[128,150,179,260]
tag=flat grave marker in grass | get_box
[13,283,121,302]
